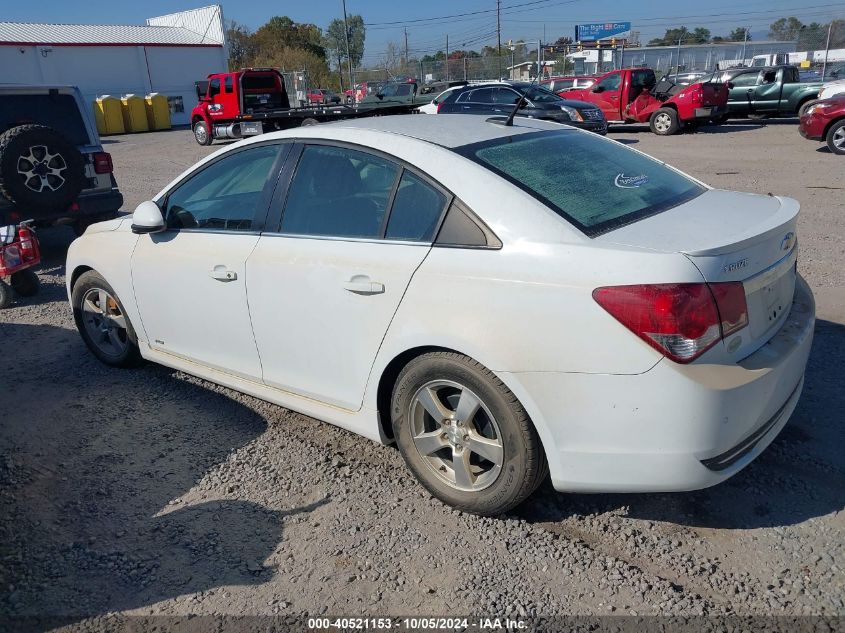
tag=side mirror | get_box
[727,81,735,89]
[131,201,165,234]
[592,85,604,93]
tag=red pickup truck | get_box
[565,68,729,135]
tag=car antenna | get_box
[503,64,543,127]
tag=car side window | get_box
[731,72,759,87]
[281,145,400,238]
[208,78,221,97]
[385,171,448,241]
[596,73,621,91]
[493,88,521,104]
[224,76,233,93]
[468,88,494,103]
[164,145,279,231]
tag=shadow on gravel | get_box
[517,319,845,531]
[0,322,317,619]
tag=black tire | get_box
[10,269,39,297]
[391,352,548,516]
[71,271,142,368]
[193,120,213,146]
[300,118,320,127]
[0,279,12,309]
[0,125,85,214]
[826,119,845,155]
[649,107,680,135]
[798,99,819,118]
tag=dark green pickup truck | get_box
[713,65,820,119]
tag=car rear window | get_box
[456,130,704,236]
[242,74,279,91]
[0,93,90,146]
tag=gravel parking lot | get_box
[1,119,843,624]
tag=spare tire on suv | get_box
[0,124,86,214]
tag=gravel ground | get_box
[1,120,843,625]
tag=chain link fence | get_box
[348,19,843,87]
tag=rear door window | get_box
[467,88,494,103]
[456,130,704,237]
[281,145,400,238]
[0,93,91,146]
[385,171,448,241]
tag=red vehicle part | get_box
[799,94,845,155]
[0,223,41,276]
[566,68,728,134]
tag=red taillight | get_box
[436,101,444,113]
[592,282,748,363]
[93,152,113,174]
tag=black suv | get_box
[437,82,607,134]
[0,85,123,234]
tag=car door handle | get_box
[343,278,385,295]
[209,266,237,282]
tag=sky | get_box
[2,0,843,64]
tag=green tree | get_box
[768,17,804,41]
[225,20,256,71]
[726,27,750,42]
[324,15,366,71]
[252,16,326,61]
[691,27,711,43]
[648,27,689,46]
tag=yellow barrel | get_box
[120,94,149,133]
[144,93,171,130]
[93,95,125,135]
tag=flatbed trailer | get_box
[191,69,417,145]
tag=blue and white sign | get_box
[575,22,632,42]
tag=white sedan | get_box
[66,115,815,515]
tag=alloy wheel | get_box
[654,113,672,133]
[834,127,845,150]
[80,288,130,358]
[17,145,67,192]
[408,380,504,492]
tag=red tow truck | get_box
[565,68,729,135]
[190,68,417,146]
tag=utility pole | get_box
[740,26,749,64]
[537,38,542,79]
[822,21,832,79]
[404,27,409,76]
[446,34,449,80]
[342,0,354,101]
[497,0,502,79]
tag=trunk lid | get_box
[598,189,799,358]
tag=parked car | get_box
[306,89,341,105]
[540,75,599,94]
[0,85,123,233]
[419,81,468,97]
[66,115,814,516]
[798,78,845,116]
[417,85,467,114]
[799,95,845,154]
[436,82,607,134]
[564,68,729,135]
[710,65,820,120]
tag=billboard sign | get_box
[575,22,632,42]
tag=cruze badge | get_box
[614,173,649,188]
[723,258,749,273]
[781,232,796,251]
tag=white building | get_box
[0,5,227,125]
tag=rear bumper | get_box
[500,274,815,493]
[0,188,123,226]
[693,105,725,119]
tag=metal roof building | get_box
[0,6,228,125]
